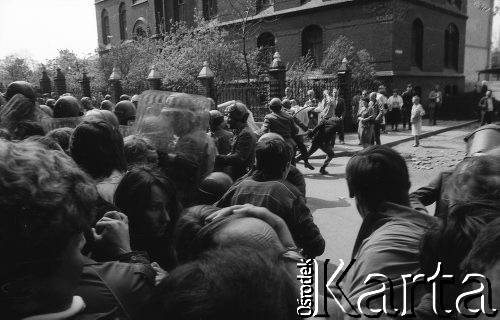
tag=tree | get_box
[221,0,275,84]
[0,55,34,84]
[321,35,379,91]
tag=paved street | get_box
[299,123,477,263]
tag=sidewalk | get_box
[307,120,478,159]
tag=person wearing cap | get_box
[2,80,36,103]
[401,84,414,130]
[209,109,233,156]
[54,96,83,118]
[114,100,136,126]
[215,102,257,181]
[198,172,234,205]
[259,98,301,161]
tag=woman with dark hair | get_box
[70,120,127,203]
[114,166,182,270]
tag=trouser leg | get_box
[373,124,381,145]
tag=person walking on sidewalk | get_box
[357,97,375,148]
[411,96,426,147]
[402,84,414,131]
[478,90,498,125]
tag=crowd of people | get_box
[0,79,500,320]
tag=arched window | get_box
[101,9,110,45]
[133,19,148,40]
[411,19,423,69]
[257,32,275,69]
[444,23,459,70]
[302,25,323,67]
[119,3,127,41]
[203,0,218,19]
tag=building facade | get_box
[95,0,488,99]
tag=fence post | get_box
[197,61,216,102]
[147,65,162,90]
[337,58,353,130]
[109,66,123,103]
[54,68,67,97]
[268,52,286,100]
[80,71,91,98]
[40,70,52,95]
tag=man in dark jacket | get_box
[215,102,257,180]
[216,138,325,258]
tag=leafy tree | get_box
[0,55,34,84]
[321,35,379,91]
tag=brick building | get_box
[94,0,492,99]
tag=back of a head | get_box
[3,81,36,102]
[154,246,298,320]
[0,140,96,302]
[462,217,500,275]
[70,120,127,179]
[123,134,158,167]
[282,99,291,109]
[225,102,249,123]
[80,96,93,111]
[209,110,224,129]
[0,93,40,134]
[114,100,136,125]
[198,172,233,204]
[46,127,74,152]
[84,109,120,129]
[120,94,131,101]
[40,104,54,117]
[447,155,500,205]
[255,138,292,179]
[53,96,82,118]
[269,98,282,112]
[346,145,410,209]
[100,99,114,111]
[13,120,45,140]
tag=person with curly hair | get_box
[0,140,97,319]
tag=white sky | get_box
[0,0,97,63]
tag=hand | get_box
[92,211,132,258]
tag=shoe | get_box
[319,167,329,175]
[412,144,419,147]
[304,162,314,170]
[340,141,345,145]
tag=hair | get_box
[83,109,119,129]
[446,155,500,206]
[46,127,74,152]
[254,139,292,180]
[114,166,181,238]
[369,92,377,101]
[100,100,114,111]
[420,204,500,311]
[24,135,63,152]
[80,97,93,111]
[0,140,97,282]
[412,95,420,103]
[153,246,299,320]
[123,134,158,167]
[0,93,41,135]
[70,120,127,179]
[462,217,500,275]
[13,121,45,140]
[346,145,410,210]
[114,101,136,125]
[0,128,12,140]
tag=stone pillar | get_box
[109,66,123,103]
[39,70,52,95]
[268,52,286,100]
[147,65,162,90]
[197,61,216,101]
[80,71,91,98]
[54,68,67,96]
[337,58,353,130]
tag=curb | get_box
[308,120,478,159]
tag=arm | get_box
[290,196,326,258]
[335,99,345,119]
[215,130,255,168]
[410,172,444,207]
[292,117,308,132]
